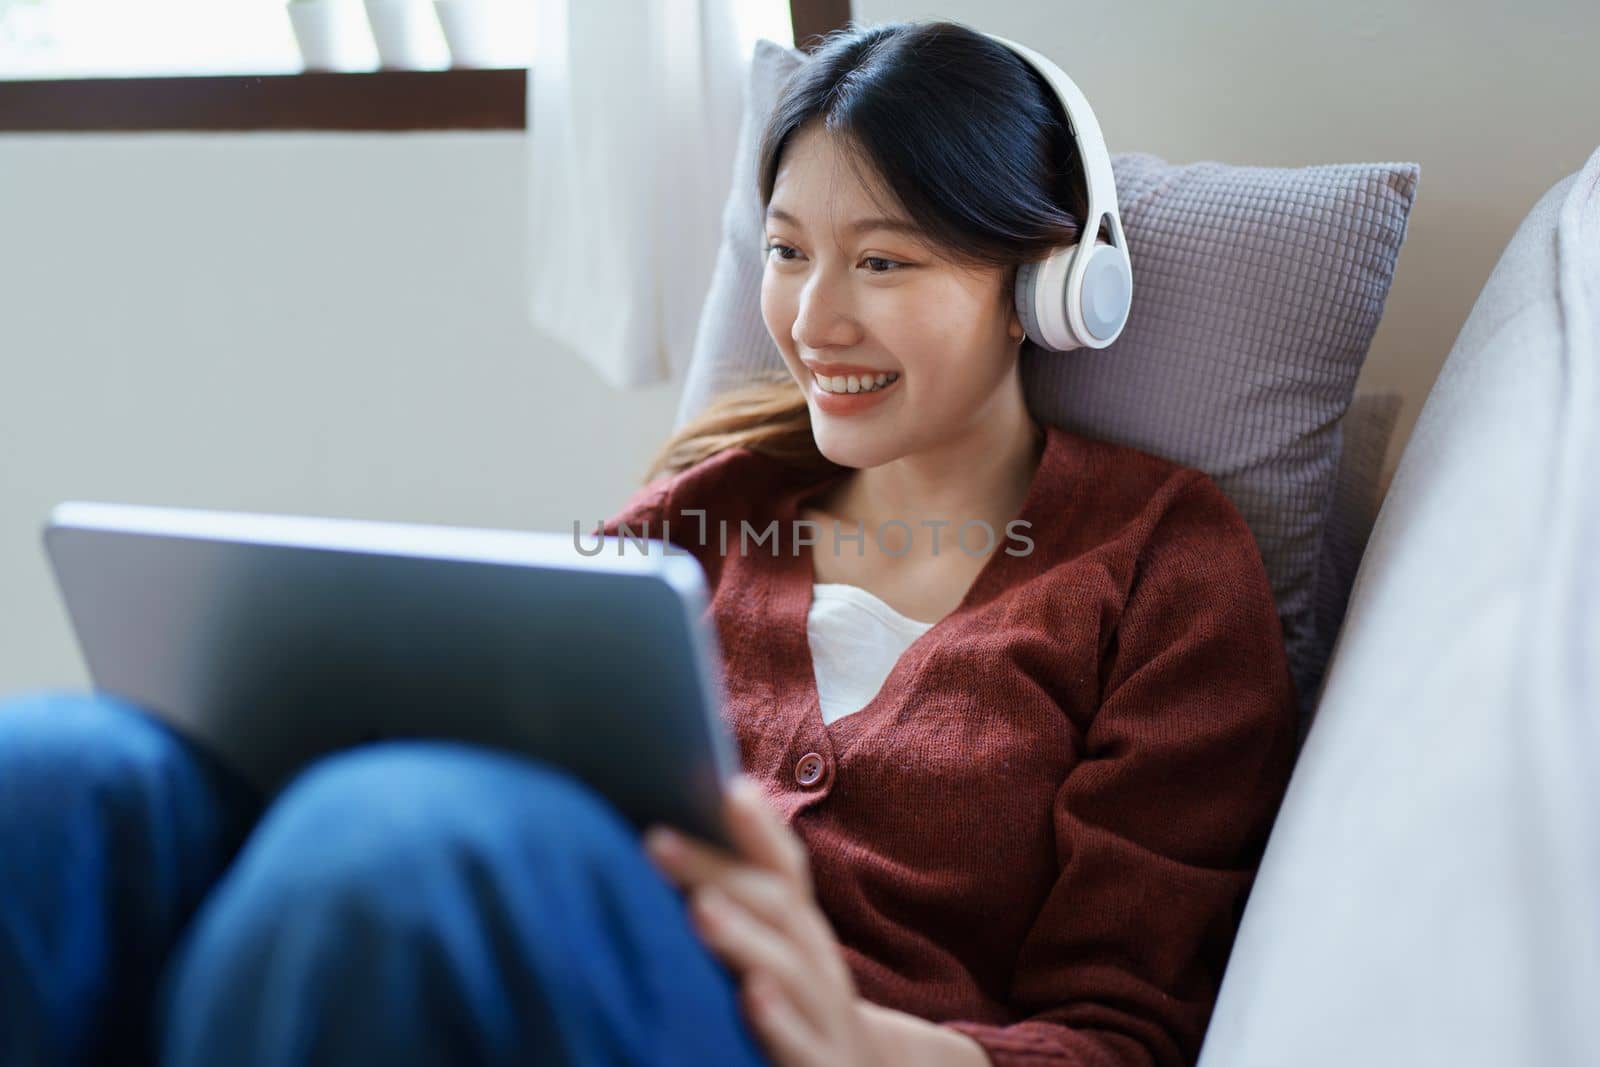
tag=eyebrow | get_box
[765,206,923,239]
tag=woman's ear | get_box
[1006,304,1026,345]
[1004,265,1032,340]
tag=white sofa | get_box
[1198,144,1600,1066]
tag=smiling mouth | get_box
[810,370,901,395]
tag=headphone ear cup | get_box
[1014,260,1046,349]
[1076,240,1132,344]
[986,31,1132,351]
[1014,246,1082,353]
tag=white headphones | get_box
[984,33,1133,352]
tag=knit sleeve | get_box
[941,470,1300,1067]
[593,475,673,541]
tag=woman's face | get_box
[760,124,1024,470]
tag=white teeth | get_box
[814,371,899,395]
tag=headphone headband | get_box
[983,32,1133,351]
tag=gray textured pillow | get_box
[678,38,1421,725]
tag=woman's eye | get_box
[763,243,903,274]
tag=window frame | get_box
[0,0,848,132]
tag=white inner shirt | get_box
[806,581,938,725]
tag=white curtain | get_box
[527,0,747,389]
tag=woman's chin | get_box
[810,419,900,470]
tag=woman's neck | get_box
[816,415,1046,559]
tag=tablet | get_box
[41,500,741,850]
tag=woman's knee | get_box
[159,743,662,1064]
[0,687,258,847]
[183,748,643,927]
[0,688,191,797]
[0,689,260,1064]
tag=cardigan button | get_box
[794,752,828,788]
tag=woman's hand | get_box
[642,774,879,1067]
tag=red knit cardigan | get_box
[595,422,1298,1067]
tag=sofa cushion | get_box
[679,38,1421,724]
[1309,388,1403,738]
[1198,144,1600,1066]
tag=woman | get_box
[0,18,1297,1067]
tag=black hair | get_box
[756,18,1088,281]
[643,18,1089,484]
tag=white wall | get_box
[3,0,1598,693]
[0,133,684,692]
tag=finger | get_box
[644,775,808,892]
[648,832,813,944]
[651,833,854,1006]
[689,885,834,1033]
[741,970,825,1067]
[705,802,847,992]
[645,816,848,996]
[644,823,741,889]
[724,775,814,896]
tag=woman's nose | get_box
[792,276,859,351]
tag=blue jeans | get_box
[0,688,771,1067]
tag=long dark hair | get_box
[642,18,1086,485]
